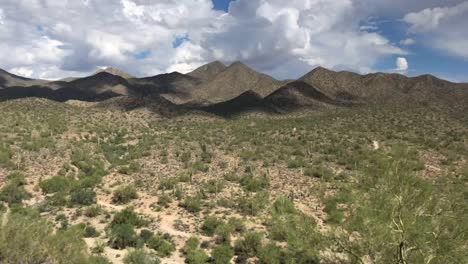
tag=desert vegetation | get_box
[0,98,466,263]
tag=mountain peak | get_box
[95,67,134,79]
[188,61,227,81]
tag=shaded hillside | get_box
[199,90,270,116]
[188,62,282,104]
[0,69,48,88]
[264,81,347,111]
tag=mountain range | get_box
[1,61,467,116]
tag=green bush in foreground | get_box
[0,211,96,263]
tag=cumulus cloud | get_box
[395,57,408,73]
[403,1,468,59]
[400,38,416,45]
[0,0,410,79]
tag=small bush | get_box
[70,188,96,206]
[83,225,99,238]
[200,216,223,236]
[84,205,102,218]
[108,223,137,249]
[112,185,138,204]
[157,194,172,208]
[234,232,263,261]
[123,249,160,264]
[240,174,269,192]
[146,235,175,257]
[39,176,73,194]
[0,179,31,205]
[181,196,202,213]
[139,229,154,242]
[211,244,234,264]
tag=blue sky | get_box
[0,0,466,81]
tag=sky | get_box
[0,0,467,82]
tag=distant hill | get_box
[94,67,135,79]
[188,62,282,104]
[0,62,467,115]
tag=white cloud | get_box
[10,67,34,78]
[403,2,468,59]
[0,0,412,80]
[395,57,408,73]
[400,38,416,45]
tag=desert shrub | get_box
[123,249,161,264]
[304,166,334,180]
[180,196,202,213]
[200,216,223,236]
[182,237,209,264]
[84,205,102,217]
[70,188,96,205]
[157,194,172,208]
[211,244,234,264]
[234,232,263,262]
[237,191,269,216]
[258,243,285,264]
[240,174,269,192]
[118,162,141,175]
[146,234,175,257]
[192,161,209,172]
[0,212,90,263]
[39,176,73,194]
[0,143,13,168]
[186,249,209,264]
[83,225,99,238]
[112,185,138,204]
[88,255,112,264]
[203,179,224,194]
[108,223,138,249]
[159,177,179,190]
[0,177,31,205]
[139,229,154,242]
[110,207,146,228]
[44,191,67,207]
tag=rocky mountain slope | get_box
[0,62,467,115]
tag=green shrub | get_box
[157,194,172,208]
[110,207,145,228]
[112,185,138,204]
[186,249,209,264]
[108,223,138,249]
[237,191,269,216]
[200,216,223,236]
[70,188,96,205]
[88,255,112,264]
[84,205,102,217]
[240,174,269,192]
[0,212,90,263]
[123,249,160,264]
[83,225,99,238]
[0,179,31,205]
[234,232,263,262]
[139,229,154,243]
[181,196,202,213]
[203,179,224,194]
[39,176,73,194]
[211,244,234,264]
[182,237,200,255]
[146,235,175,257]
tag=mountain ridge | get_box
[0,62,466,115]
